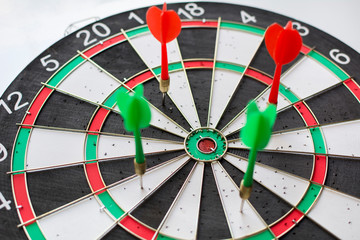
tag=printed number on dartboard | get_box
[0,143,10,211]
[0,91,29,115]
[177,3,204,19]
[76,22,111,47]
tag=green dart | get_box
[116,84,151,189]
[239,101,277,212]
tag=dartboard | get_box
[1,1,359,239]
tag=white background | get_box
[1,0,359,96]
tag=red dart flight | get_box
[265,21,302,105]
[146,3,181,101]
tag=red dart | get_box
[146,3,181,83]
[265,21,302,105]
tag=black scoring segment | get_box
[131,161,194,229]
[228,149,313,180]
[177,28,217,59]
[91,41,148,81]
[186,69,213,127]
[27,165,92,216]
[325,157,360,198]
[197,164,231,239]
[35,91,97,130]
[305,84,360,124]
[102,225,139,240]
[281,216,337,240]
[273,106,306,132]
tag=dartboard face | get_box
[1,1,360,239]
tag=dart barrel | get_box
[239,180,253,200]
[159,78,170,93]
[134,158,146,175]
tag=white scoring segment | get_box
[307,187,360,240]
[129,32,200,129]
[221,89,290,136]
[229,128,315,154]
[254,88,291,111]
[208,69,243,128]
[129,33,181,68]
[113,104,188,138]
[159,162,204,239]
[221,53,346,136]
[208,28,262,128]
[108,156,189,212]
[224,154,310,206]
[97,135,184,159]
[26,128,85,170]
[280,56,341,101]
[168,71,201,129]
[38,196,114,239]
[216,28,262,65]
[57,61,120,104]
[321,119,360,157]
[211,161,267,239]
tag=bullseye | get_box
[197,137,217,154]
[184,128,227,162]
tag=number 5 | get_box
[40,54,59,72]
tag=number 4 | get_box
[240,10,256,24]
[0,192,11,210]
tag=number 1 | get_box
[0,99,12,114]
[129,12,144,24]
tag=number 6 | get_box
[329,49,350,65]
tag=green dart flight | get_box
[116,84,151,188]
[239,101,277,212]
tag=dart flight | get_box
[239,101,277,212]
[265,21,302,105]
[146,2,182,104]
[116,84,151,188]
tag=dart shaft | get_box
[243,149,257,187]
[161,43,169,81]
[268,64,282,105]
[134,129,145,164]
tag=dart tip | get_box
[240,199,244,213]
[140,175,144,189]
[162,93,166,105]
